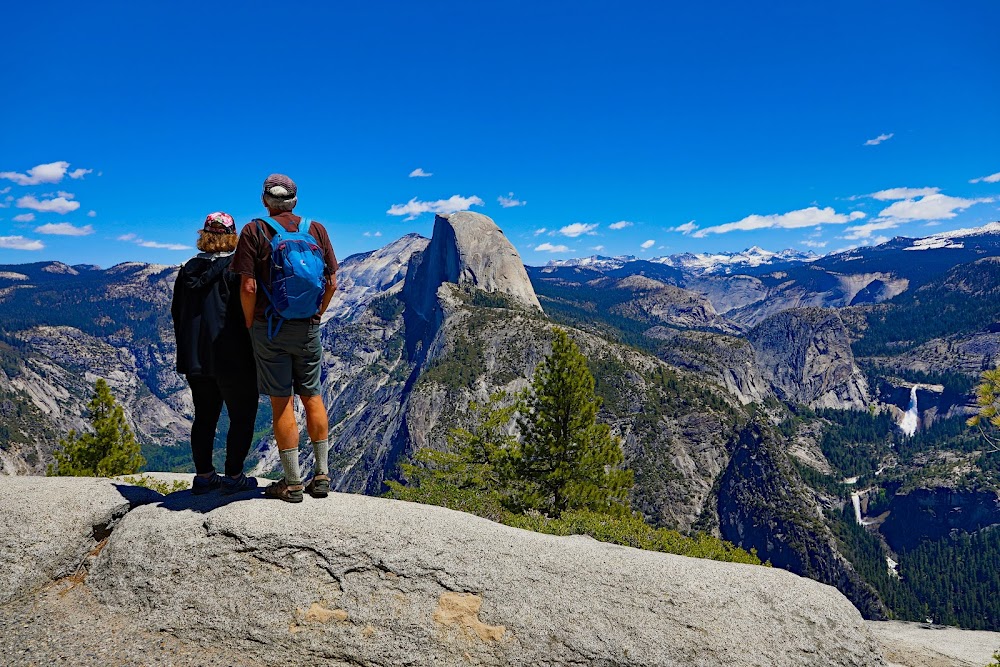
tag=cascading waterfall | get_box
[899,385,919,436]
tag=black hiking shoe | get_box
[192,472,223,495]
[221,473,259,495]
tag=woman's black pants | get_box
[187,374,259,477]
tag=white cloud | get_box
[864,133,894,146]
[0,236,44,250]
[608,220,633,230]
[362,231,383,237]
[877,193,994,222]
[668,221,698,234]
[0,187,9,195]
[534,242,570,253]
[386,194,484,220]
[68,168,92,179]
[498,192,526,208]
[35,222,94,236]
[87,210,96,217]
[16,195,80,215]
[924,221,942,227]
[693,206,864,238]
[533,227,547,236]
[409,168,432,178]
[117,233,190,250]
[970,171,1000,184]
[56,191,75,199]
[641,239,655,249]
[12,213,35,223]
[842,220,902,240]
[592,245,605,252]
[0,161,71,186]
[800,240,827,248]
[559,223,598,237]
[870,187,940,201]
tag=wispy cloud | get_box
[608,220,633,230]
[641,239,655,249]
[864,133,894,146]
[592,245,605,252]
[668,220,698,234]
[0,187,9,195]
[12,213,35,223]
[386,195,484,220]
[117,233,191,250]
[970,171,1000,184]
[87,210,97,218]
[16,194,80,215]
[693,206,864,238]
[869,187,940,201]
[0,161,91,186]
[800,240,827,248]
[498,192,526,208]
[409,168,432,178]
[0,235,44,250]
[535,242,570,253]
[533,227,547,236]
[35,222,94,236]
[877,193,994,222]
[362,231,383,237]
[559,223,598,238]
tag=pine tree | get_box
[515,328,633,517]
[48,379,145,477]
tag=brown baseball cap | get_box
[263,173,297,200]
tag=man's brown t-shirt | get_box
[231,212,339,324]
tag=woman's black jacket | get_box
[171,252,255,380]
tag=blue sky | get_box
[2,1,999,268]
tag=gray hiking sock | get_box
[312,439,330,477]
[279,447,302,486]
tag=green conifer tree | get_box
[48,379,145,477]
[515,328,633,517]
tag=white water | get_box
[851,492,869,526]
[899,385,920,436]
[886,556,900,579]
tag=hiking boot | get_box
[192,472,223,495]
[264,478,304,503]
[305,475,330,498]
[221,473,259,496]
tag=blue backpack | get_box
[256,217,327,339]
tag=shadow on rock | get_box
[113,483,268,514]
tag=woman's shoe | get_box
[192,472,223,495]
[221,473,259,495]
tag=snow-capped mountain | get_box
[546,246,817,275]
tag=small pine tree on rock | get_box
[48,378,145,477]
[515,328,633,517]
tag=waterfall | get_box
[900,385,919,436]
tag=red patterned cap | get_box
[203,211,236,234]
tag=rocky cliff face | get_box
[716,423,888,620]
[749,308,870,410]
[402,212,541,329]
[880,487,1000,552]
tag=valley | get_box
[2,216,1000,631]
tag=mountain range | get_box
[2,217,1000,630]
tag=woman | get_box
[171,212,259,494]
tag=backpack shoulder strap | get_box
[297,217,312,235]
[256,217,285,241]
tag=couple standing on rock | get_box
[170,174,339,503]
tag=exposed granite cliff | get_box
[880,487,1000,552]
[749,307,870,410]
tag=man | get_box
[232,174,338,503]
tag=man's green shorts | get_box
[250,321,323,397]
